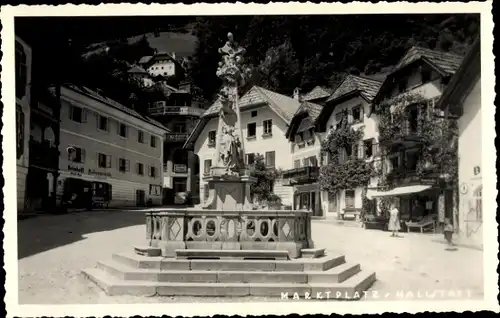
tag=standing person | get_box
[443,218,456,250]
[388,201,401,237]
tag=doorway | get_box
[136,189,146,207]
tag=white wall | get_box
[457,78,482,245]
[195,105,294,206]
[148,60,176,77]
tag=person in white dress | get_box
[388,202,401,237]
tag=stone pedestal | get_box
[202,167,256,211]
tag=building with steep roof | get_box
[302,86,332,104]
[283,75,383,218]
[127,65,154,87]
[184,86,303,207]
[139,51,185,79]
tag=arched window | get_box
[44,126,56,147]
[16,41,28,99]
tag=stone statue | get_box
[214,32,251,176]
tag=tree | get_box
[250,154,282,205]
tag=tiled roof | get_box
[65,84,168,132]
[302,86,332,101]
[127,65,148,74]
[138,56,152,64]
[395,46,464,75]
[295,101,324,121]
[202,86,301,123]
[326,74,382,103]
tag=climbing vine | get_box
[319,125,377,194]
[374,91,458,188]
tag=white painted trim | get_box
[60,86,166,137]
[60,128,161,160]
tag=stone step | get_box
[82,267,376,299]
[112,252,345,272]
[301,248,325,259]
[175,249,290,260]
[97,259,359,284]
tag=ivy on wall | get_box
[250,153,283,205]
[319,125,376,194]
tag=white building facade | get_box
[57,85,168,207]
[186,86,301,207]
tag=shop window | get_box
[138,130,145,143]
[137,163,145,175]
[263,119,273,136]
[345,190,355,208]
[265,151,275,168]
[150,135,157,148]
[98,153,111,168]
[247,123,256,139]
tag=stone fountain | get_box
[82,33,376,299]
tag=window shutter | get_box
[69,106,73,120]
[359,105,364,120]
[117,121,121,134]
[372,140,377,157]
[359,142,364,159]
[116,158,120,171]
[126,159,130,172]
[106,155,112,168]
[136,163,140,174]
[348,109,353,124]
[148,165,151,177]
[81,149,86,163]
[82,108,88,123]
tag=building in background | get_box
[283,92,324,216]
[57,84,168,208]
[127,65,154,87]
[367,46,464,226]
[436,39,481,247]
[314,75,383,219]
[186,85,302,207]
[146,81,205,204]
[139,51,184,78]
[15,36,33,216]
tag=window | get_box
[251,111,258,117]
[364,139,374,158]
[408,106,419,133]
[294,159,301,168]
[138,130,145,143]
[295,132,303,143]
[390,155,400,170]
[265,151,275,168]
[263,119,272,136]
[247,123,256,139]
[345,190,355,208]
[308,156,318,167]
[246,153,255,165]
[150,135,157,148]
[98,115,108,131]
[174,123,186,133]
[149,166,157,178]
[137,163,145,175]
[173,178,187,193]
[405,151,419,171]
[421,70,431,83]
[68,146,85,163]
[15,41,27,99]
[98,153,111,168]
[118,158,130,172]
[70,106,83,123]
[208,130,216,147]
[352,106,363,123]
[118,123,128,138]
[335,112,343,130]
[204,186,210,201]
[204,159,212,175]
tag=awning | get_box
[366,185,432,200]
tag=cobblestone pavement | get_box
[17,211,484,304]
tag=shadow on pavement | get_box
[17,210,146,259]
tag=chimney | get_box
[293,87,301,101]
[171,52,176,60]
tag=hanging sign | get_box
[460,183,469,195]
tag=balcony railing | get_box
[165,133,190,142]
[385,168,438,188]
[380,119,425,147]
[29,139,59,170]
[282,166,320,186]
[148,105,205,117]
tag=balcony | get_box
[29,139,59,170]
[148,104,205,117]
[380,119,425,148]
[385,168,439,188]
[165,133,190,143]
[282,166,320,186]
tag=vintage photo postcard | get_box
[1,2,497,317]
